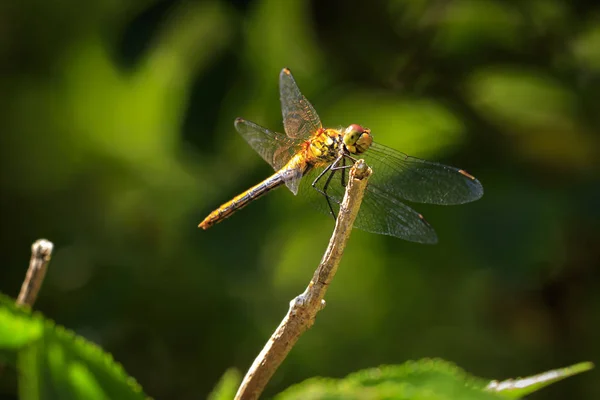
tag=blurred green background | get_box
[1,0,599,398]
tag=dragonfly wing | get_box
[297,166,343,218]
[358,185,438,243]
[234,118,303,195]
[279,167,303,195]
[279,68,322,139]
[234,118,299,171]
[362,143,484,205]
[298,164,438,243]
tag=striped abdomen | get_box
[198,172,285,230]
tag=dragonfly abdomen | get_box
[199,172,285,230]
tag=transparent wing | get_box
[279,68,322,139]
[298,162,438,244]
[234,118,303,194]
[234,118,300,170]
[361,143,484,205]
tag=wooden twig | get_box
[16,239,54,307]
[234,160,373,400]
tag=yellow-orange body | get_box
[199,128,355,229]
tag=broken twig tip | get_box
[17,238,54,307]
[32,239,54,258]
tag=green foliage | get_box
[208,368,241,400]
[274,359,593,400]
[0,306,43,349]
[487,362,594,399]
[0,293,148,400]
[276,359,500,400]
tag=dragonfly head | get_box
[343,124,373,154]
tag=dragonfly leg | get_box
[324,155,354,203]
[311,161,334,192]
[312,155,344,220]
[332,154,356,188]
[340,156,347,188]
[321,169,339,220]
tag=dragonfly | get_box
[199,68,483,243]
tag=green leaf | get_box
[276,359,505,400]
[467,68,576,130]
[276,359,594,400]
[245,0,324,90]
[571,19,600,71]
[321,94,465,159]
[0,301,43,349]
[432,0,523,54]
[0,293,149,400]
[208,368,241,400]
[486,362,594,398]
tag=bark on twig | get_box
[16,239,54,307]
[235,160,372,400]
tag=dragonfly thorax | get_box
[306,128,345,163]
[306,124,373,165]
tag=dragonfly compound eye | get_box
[343,124,364,145]
[355,129,373,154]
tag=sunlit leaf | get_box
[321,91,465,158]
[276,359,593,399]
[208,368,241,400]
[0,293,147,400]
[467,67,597,170]
[571,20,600,72]
[245,0,325,93]
[467,68,575,129]
[486,362,594,398]
[277,359,504,400]
[0,304,43,349]
[433,0,523,53]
